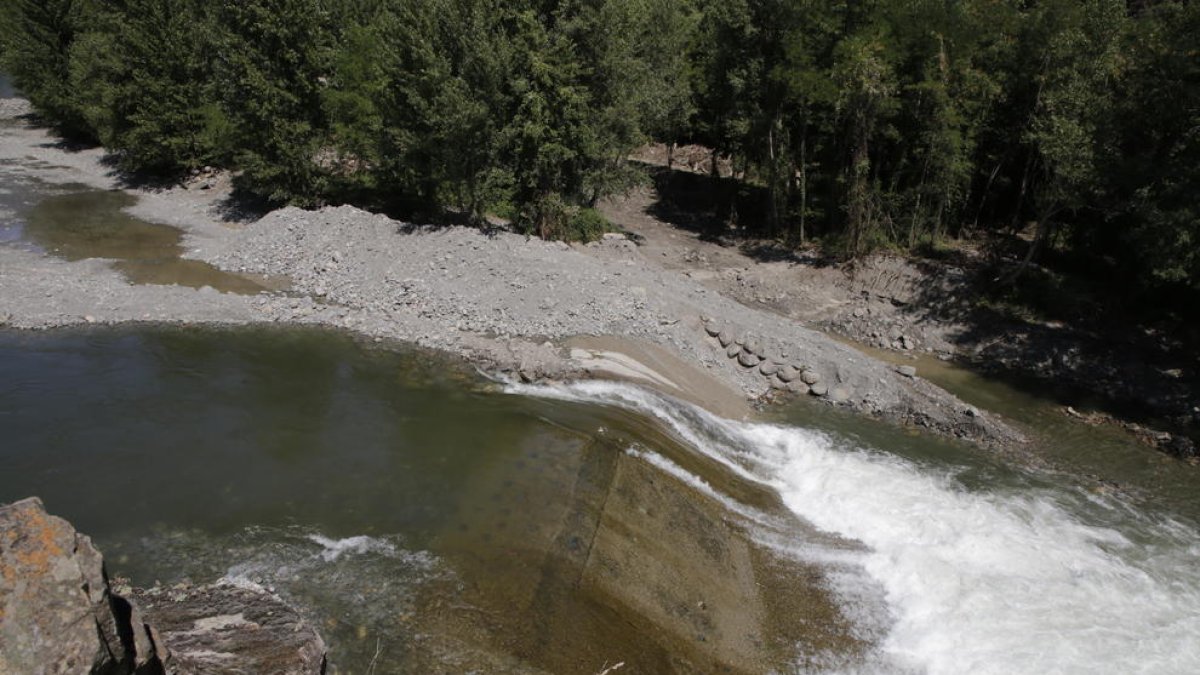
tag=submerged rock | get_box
[133,584,327,675]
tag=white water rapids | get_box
[510,380,1200,675]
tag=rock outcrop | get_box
[0,497,163,675]
[0,498,326,675]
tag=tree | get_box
[209,0,333,205]
[70,0,222,173]
[0,0,94,138]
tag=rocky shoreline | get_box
[0,497,327,675]
[0,105,1021,453]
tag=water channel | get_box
[2,326,1199,673]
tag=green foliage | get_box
[1,0,1196,301]
[569,208,614,242]
[0,0,94,138]
[209,0,333,205]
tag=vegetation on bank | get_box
[1,1,1197,303]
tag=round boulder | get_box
[726,344,741,358]
[759,361,779,377]
[744,339,761,355]
[718,331,735,348]
[801,370,823,386]
[809,382,829,397]
[778,366,799,383]
[737,351,761,368]
[829,386,853,403]
[787,381,810,395]
[705,321,723,337]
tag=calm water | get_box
[0,175,281,294]
[0,74,15,99]
[0,327,831,673]
[3,326,1199,673]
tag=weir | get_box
[2,326,1199,673]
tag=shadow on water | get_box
[11,189,284,294]
[830,338,1200,520]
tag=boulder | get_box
[778,366,799,383]
[744,339,761,356]
[737,351,761,368]
[809,382,829,397]
[726,344,741,358]
[133,584,326,675]
[759,361,779,377]
[829,386,853,403]
[800,370,822,386]
[787,381,810,395]
[0,497,163,675]
[718,331,735,348]
[896,365,917,378]
[0,498,326,675]
[705,321,722,337]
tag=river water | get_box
[2,326,1198,673]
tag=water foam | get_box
[307,534,398,562]
[513,380,1200,674]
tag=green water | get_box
[0,326,826,673]
[4,326,1200,673]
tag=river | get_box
[2,326,1198,673]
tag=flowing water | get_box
[2,326,1199,674]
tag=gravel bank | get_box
[0,107,1021,449]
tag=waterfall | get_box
[511,380,1200,674]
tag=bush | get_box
[567,207,612,243]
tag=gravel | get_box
[0,109,1022,449]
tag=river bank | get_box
[0,101,1020,453]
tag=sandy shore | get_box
[0,106,1021,450]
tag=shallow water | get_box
[0,74,15,99]
[1,182,282,294]
[4,326,1199,673]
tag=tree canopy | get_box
[2,0,1197,300]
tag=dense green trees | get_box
[1,0,1197,298]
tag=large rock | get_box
[1,498,326,675]
[132,584,327,675]
[0,497,163,675]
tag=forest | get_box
[2,0,1197,305]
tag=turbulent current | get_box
[511,380,1200,675]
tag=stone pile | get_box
[705,319,854,402]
